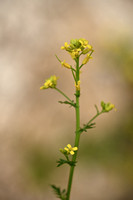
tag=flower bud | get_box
[101,101,116,112]
[61,60,71,69]
[82,54,92,65]
[70,39,80,48]
[82,48,90,55]
[75,80,80,91]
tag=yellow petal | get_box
[67,144,72,149]
[64,147,69,152]
[72,147,78,151]
[61,46,65,50]
[40,86,44,90]
[70,151,74,155]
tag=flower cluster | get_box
[60,144,78,155]
[61,38,93,61]
[101,101,116,112]
[40,75,58,90]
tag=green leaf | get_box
[80,122,96,133]
[58,100,76,108]
[55,54,61,63]
[51,185,67,200]
[57,159,77,167]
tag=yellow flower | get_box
[101,101,116,112]
[61,39,93,59]
[64,144,78,155]
[79,38,87,46]
[75,80,80,91]
[40,75,58,89]
[79,38,90,49]
[61,60,71,69]
[61,42,70,50]
[69,51,78,59]
[69,48,81,59]
[82,53,92,65]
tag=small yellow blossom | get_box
[101,101,116,112]
[75,80,80,91]
[40,75,58,89]
[69,51,79,59]
[79,38,92,50]
[61,42,70,50]
[61,60,71,69]
[82,53,92,65]
[79,38,88,48]
[64,144,78,155]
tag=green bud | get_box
[105,103,115,112]
[70,39,80,48]
[59,148,66,154]
[101,101,105,110]
[101,101,115,112]
[82,48,90,54]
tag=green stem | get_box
[87,110,103,125]
[55,88,74,104]
[66,57,80,200]
[80,111,103,134]
[79,63,84,69]
[71,68,76,82]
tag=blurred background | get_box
[0,0,133,199]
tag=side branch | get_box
[55,88,76,107]
[80,105,103,134]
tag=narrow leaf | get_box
[80,122,96,133]
[57,159,77,167]
[51,185,67,200]
[58,100,76,108]
[51,185,61,198]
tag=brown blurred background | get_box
[0,0,133,199]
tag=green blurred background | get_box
[0,0,133,199]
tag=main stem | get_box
[66,58,80,200]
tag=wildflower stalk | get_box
[40,38,116,200]
[66,57,80,200]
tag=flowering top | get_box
[61,38,93,60]
[60,144,78,155]
[40,75,58,89]
[101,101,116,112]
